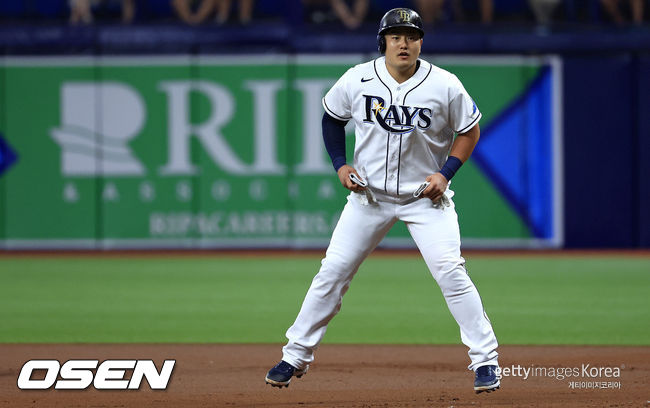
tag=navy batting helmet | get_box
[377,8,424,54]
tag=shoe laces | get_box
[275,361,294,373]
[477,365,499,379]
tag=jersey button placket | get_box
[385,133,399,195]
[384,85,401,195]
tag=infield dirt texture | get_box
[1,251,648,407]
[1,344,648,407]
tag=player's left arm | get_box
[422,123,480,202]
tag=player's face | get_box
[384,28,422,72]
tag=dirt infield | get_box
[1,344,648,407]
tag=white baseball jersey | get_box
[322,56,481,199]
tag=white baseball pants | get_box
[282,191,499,371]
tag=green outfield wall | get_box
[0,55,562,249]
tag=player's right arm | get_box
[337,164,366,191]
[322,66,366,192]
[322,112,365,192]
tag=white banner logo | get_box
[51,82,146,176]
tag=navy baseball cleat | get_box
[474,365,500,394]
[265,361,308,388]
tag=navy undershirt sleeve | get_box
[322,112,348,171]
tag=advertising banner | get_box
[0,55,562,248]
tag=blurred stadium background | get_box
[0,0,649,250]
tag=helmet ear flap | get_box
[377,35,386,54]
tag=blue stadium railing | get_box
[1,22,649,55]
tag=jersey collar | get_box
[375,56,429,91]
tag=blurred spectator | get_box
[529,0,561,25]
[412,0,445,25]
[450,0,494,24]
[122,0,136,22]
[330,0,368,29]
[171,0,254,25]
[69,0,135,24]
[303,0,368,29]
[69,0,93,24]
[478,0,493,23]
[215,0,254,24]
[171,0,215,24]
[600,0,644,24]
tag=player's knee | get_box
[425,252,460,277]
[429,258,472,293]
[311,258,356,289]
[322,255,358,277]
[435,265,474,295]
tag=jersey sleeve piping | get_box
[457,111,482,134]
[322,98,352,121]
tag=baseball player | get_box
[265,8,500,394]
